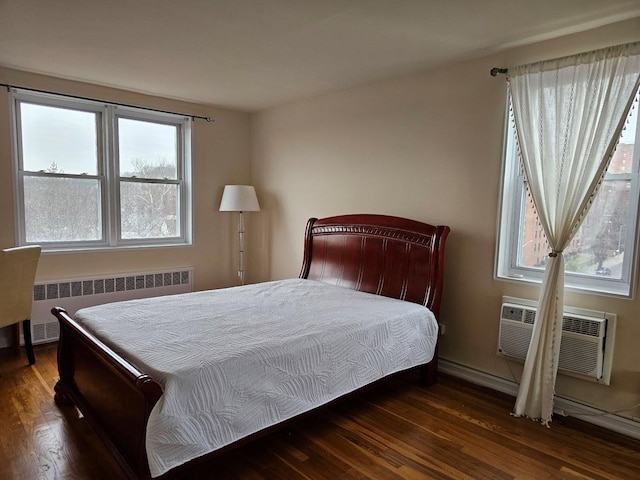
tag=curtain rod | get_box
[490,42,640,79]
[0,82,214,122]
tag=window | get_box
[496,88,640,296]
[11,89,192,250]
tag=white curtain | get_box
[508,42,640,425]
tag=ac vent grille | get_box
[32,323,45,343]
[32,321,60,343]
[34,284,45,301]
[503,308,602,336]
[46,321,60,340]
[524,310,536,324]
[562,316,602,337]
[559,336,600,375]
[34,269,191,301]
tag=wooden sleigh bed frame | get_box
[52,214,450,479]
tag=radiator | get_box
[498,296,616,385]
[17,268,193,346]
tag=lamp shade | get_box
[219,185,260,212]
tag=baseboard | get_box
[439,358,640,441]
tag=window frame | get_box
[495,95,640,298]
[10,89,192,251]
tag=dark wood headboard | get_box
[299,214,450,317]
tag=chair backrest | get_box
[0,246,41,328]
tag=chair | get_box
[0,246,41,365]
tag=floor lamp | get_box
[219,185,260,285]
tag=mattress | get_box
[74,278,438,477]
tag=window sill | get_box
[39,241,192,255]
[496,273,633,299]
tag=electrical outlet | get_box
[439,323,446,335]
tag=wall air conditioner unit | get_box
[498,296,616,385]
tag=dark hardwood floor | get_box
[2,343,639,479]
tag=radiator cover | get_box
[27,268,193,345]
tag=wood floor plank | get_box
[378,395,605,480]
[333,401,513,480]
[324,420,460,480]
[399,383,637,479]
[327,408,493,480]
[2,343,640,480]
[269,431,364,480]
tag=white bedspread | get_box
[74,278,438,477]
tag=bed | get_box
[52,214,450,479]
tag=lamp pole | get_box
[237,210,246,285]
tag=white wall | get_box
[250,18,640,418]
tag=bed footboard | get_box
[53,307,162,480]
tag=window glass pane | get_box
[23,176,101,242]
[574,179,629,278]
[517,91,637,280]
[519,179,630,279]
[518,188,548,269]
[118,118,177,179]
[20,103,98,175]
[499,86,639,295]
[120,181,179,239]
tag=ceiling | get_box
[1,0,639,112]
